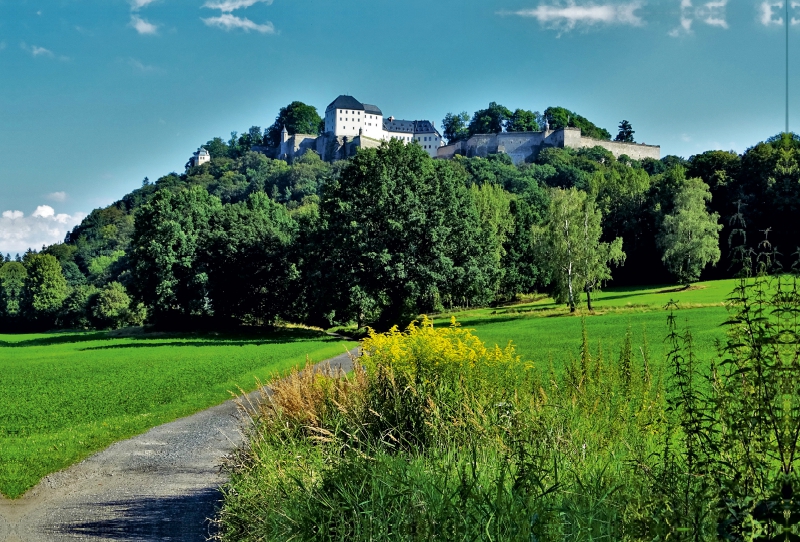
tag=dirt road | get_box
[0,348,357,542]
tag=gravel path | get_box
[0,347,358,542]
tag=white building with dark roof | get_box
[324,95,443,158]
[185,146,211,170]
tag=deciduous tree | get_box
[0,261,27,318]
[506,108,540,133]
[441,111,470,143]
[23,254,69,322]
[468,102,513,136]
[265,102,324,147]
[658,177,722,285]
[130,186,221,325]
[538,188,624,312]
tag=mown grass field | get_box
[0,329,355,499]
[433,278,739,374]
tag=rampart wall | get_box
[436,127,660,164]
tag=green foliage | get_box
[130,186,222,325]
[441,111,470,143]
[91,282,136,329]
[468,101,513,136]
[544,106,612,140]
[614,119,635,142]
[87,249,125,285]
[317,139,496,329]
[506,108,540,132]
[22,254,68,323]
[0,261,27,318]
[537,188,624,312]
[265,101,324,147]
[658,175,722,284]
[0,329,355,498]
[60,284,99,329]
[203,192,298,324]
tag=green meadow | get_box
[0,329,355,499]
[434,278,738,373]
[218,278,753,541]
[0,279,738,501]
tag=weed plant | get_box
[220,259,800,540]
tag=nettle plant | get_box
[665,239,800,540]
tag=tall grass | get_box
[219,316,667,541]
[219,269,800,541]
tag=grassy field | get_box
[219,278,766,541]
[432,278,739,373]
[0,328,355,499]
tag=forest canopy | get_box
[4,98,799,332]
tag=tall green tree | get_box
[318,139,488,328]
[92,282,135,329]
[23,254,69,323]
[544,106,612,140]
[614,120,635,143]
[469,183,515,297]
[441,111,470,143]
[265,102,324,147]
[0,261,27,318]
[468,102,513,136]
[538,188,623,312]
[203,192,298,324]
[658,177,722,284]
[577,198,626,310]
[130,186,222,325]
[506,108,540,132]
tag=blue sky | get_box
[0,0,796,254]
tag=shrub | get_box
[91,282,138,329]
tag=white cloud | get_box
[130,0,159,11]
[670,0,728,36]
[202,13,275,32]
[130,15,158,34]
[505,2,643,31]
[32,205,55,218]
[127,57,159,72]
[0,207,86,254]
[698,0,728,27]
[24,44,54,57]
[760,1,784,25]
[46,191,67,202]
[203,0,272,12]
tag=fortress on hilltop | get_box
[275,95,445,163]
[187,95,660,168]
[439,123,661,164]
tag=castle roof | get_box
[326,95,364,112]
[363,103,382,116]
[413,120,439,135]
[383,119,441,137]
[384,118,415,133]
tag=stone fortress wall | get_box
[200,96,661,167]
[438,127,660,164]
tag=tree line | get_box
[2,98,798,331]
